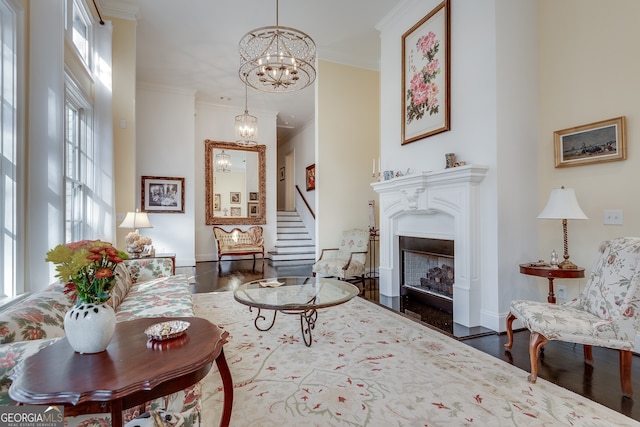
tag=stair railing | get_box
[295,185,315,219]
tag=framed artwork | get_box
[279,167,285,181]
[554,116,626,168]
[306,164,316,191]
[230,192,241,204]
[230,207,241,216]
[248,202,259,218]
[401,0,450,145]
[214,193,221,211]
[141,176,184,213]
[249,192,258,201]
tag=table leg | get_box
[111,399,123,427]
[547,278,556,304]
[300,309,317,347]
[252,307,277,331]
[216,348,233,427]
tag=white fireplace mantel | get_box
[371,165,489,327]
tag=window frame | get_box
[64,74,93,243]
[0,0,24,299]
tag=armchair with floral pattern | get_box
[312,229,369,291]
[505,237,640,397]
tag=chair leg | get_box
[583,344,594,365]
[527,332,548,384]
[620,349,633,398]
[504,312,516,350]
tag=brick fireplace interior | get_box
[400,236,454,314]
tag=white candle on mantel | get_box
[372,158,375,174]
[378,157,381,174]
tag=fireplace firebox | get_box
[400,236,454,314]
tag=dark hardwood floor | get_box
[192,260,640,422]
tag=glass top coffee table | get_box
[234,277,359,346]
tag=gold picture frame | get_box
[554,116,626,168]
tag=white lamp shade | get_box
[537,188,588,220]
[119,211,153,229]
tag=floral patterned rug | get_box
[193,291,637,426]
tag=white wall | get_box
[194,102,278,262]
[29,1,65,291]
[316,61,380,252]
[278,119,316,213]
[136,84,196,267]
[29,3,116,291]
[378,0,538,330]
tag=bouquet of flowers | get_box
[45,240,125,304]
[406,30,441,124]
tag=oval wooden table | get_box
[9,317,233,427]
[519,263,585,303]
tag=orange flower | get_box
[87,253,103,262]
[95,268,114,279]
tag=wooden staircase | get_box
[268,211,316,266]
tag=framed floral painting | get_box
[305,164,316,191]
[402,0,450,145]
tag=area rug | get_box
[193,291,638,426]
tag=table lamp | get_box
[537,186,588,269]
[119,209,153,258]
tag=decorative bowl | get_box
[144,320,190,341]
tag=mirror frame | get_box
[205,140,266,225]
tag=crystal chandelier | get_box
[238,0,316,93]
[215,150,231,173]
[235,81,258,146]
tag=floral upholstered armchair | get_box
[312,228,369,291]
[505,237,640,397]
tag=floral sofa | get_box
[213,226,264,270]
[0,257,200,426]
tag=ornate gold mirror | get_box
[205,140,266,225]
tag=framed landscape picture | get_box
[401,0,450,145]
[230,207,241,216]
[141,176,185,213]
[554,116,626,168]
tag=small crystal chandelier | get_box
[238,0,316,93]
[235,81,258,146]
[215,150,231,173]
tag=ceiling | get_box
[100,0,399,142]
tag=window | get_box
[66,0,91,67]
[0,0,22,298]
[64,77,92,242]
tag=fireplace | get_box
[400,236,454,313]
[372,165,488,328]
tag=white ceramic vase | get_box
[64,302,116,354]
